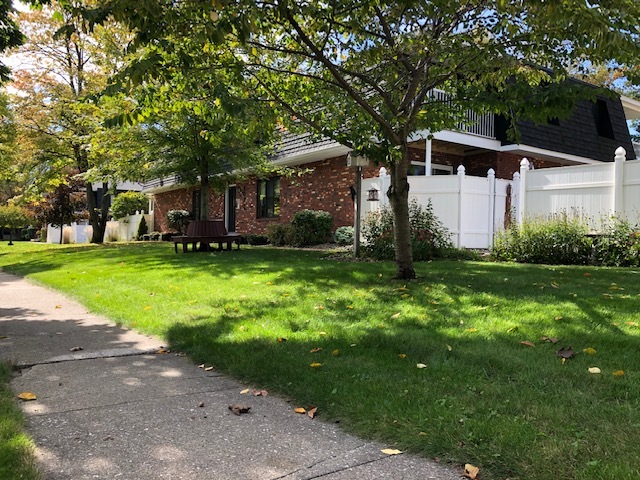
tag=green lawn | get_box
[0,362,40,480]
[1,241,640,480]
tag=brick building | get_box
[143,91,638,236]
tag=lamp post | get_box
[347,153,369,258]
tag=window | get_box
[257,178,280,218]
[593,99,615,139]
[408,161,453,176]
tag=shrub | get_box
[150,231,162,241]
[334,226,354,245]
[289,209,333,246]
[362,199,453,261]
[136,216,148,240]
[492,214,592,265]
[593,218,640,267]
[167,210,192,235]
[111,192,148,220]
[266,223,294,246]
[246,234,269,245]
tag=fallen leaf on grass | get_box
[583,272,592,277]
[554,316,564,321]
[17,392,37,401]
[466,328,478,333]
[390,312,401,319]
[399,353,407,358]
[583,347,597,355]
[277,337,287,342]
[294,407,306,414]
[464,463,480,479]
[310,363,322,368]
[446,345,453,352]
[381,448,403,455]
[556,347,575,359]
[240,388,250,395]
[613,370,625,377]
[307,406,318,418]
[310,347,322,353]
[625,322,639,327]
[588,367,601,374]
[332,349,341,356]
[541,336,559,343]
[416,363,427,369]
[228,404,251,416]
[520,341,535,347]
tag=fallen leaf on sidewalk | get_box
[252,389,268,397]
[307,406,318,418]
[155,348,170,354]
[381,448,403,455]
[0,335,8,339]
[17,392,37,401]
[294,407,306,414]
[463,463,480,479]
[204,366,214,371]
[69,346,83,352]
[228,404,251,416]
[240,388,250,394]
[197,364,205,369]
[55,305,62,309]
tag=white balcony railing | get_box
[428,89,495,139]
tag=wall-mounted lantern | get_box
[367,188,380,201]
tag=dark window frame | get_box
[257,177,280,218]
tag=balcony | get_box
[427,89,495,139]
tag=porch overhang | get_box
[499,144,601,165]
[621,95,640,120]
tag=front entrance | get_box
[226,186,237,232]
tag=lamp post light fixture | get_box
[366,188,379,202]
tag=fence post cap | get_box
[614,146,626,161]
[457,164,466,174]
[520,158,530,168]
[513,171,520,180]
[487,168,495,177]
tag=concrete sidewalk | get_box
[0,271,461,480]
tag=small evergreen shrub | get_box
[333,226,354,245]
[362,199,453,261]
[150,231,162,241]
[492,215,592,265]
[246,234,269,245]
[266,223,294,246]
[167,210,192,234]
[136,216,148,240]
[289,209,333,246]
[593,218,640,267]
[111,191,148,220]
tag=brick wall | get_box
[153,155,380,235]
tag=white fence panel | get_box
[46,223,92,244]
[623,160,640,220]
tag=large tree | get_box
[81,1,640,277]
[8,2,139,242]
[0,0,24,81]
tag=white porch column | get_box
[613,146,626,215]
[425,137,432,176]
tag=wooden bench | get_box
[173,220,242,253]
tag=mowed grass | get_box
[1,242,640,479]
[0,362,40,480]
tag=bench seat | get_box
[173,220,242,253]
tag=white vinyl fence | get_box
[513,147,640,230]
[361,146,639,249]
[46,212,153,244]
[361,167,510,249]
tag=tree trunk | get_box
[199,159,210,221]
[86,180,101,243]
[387,144,416,280]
